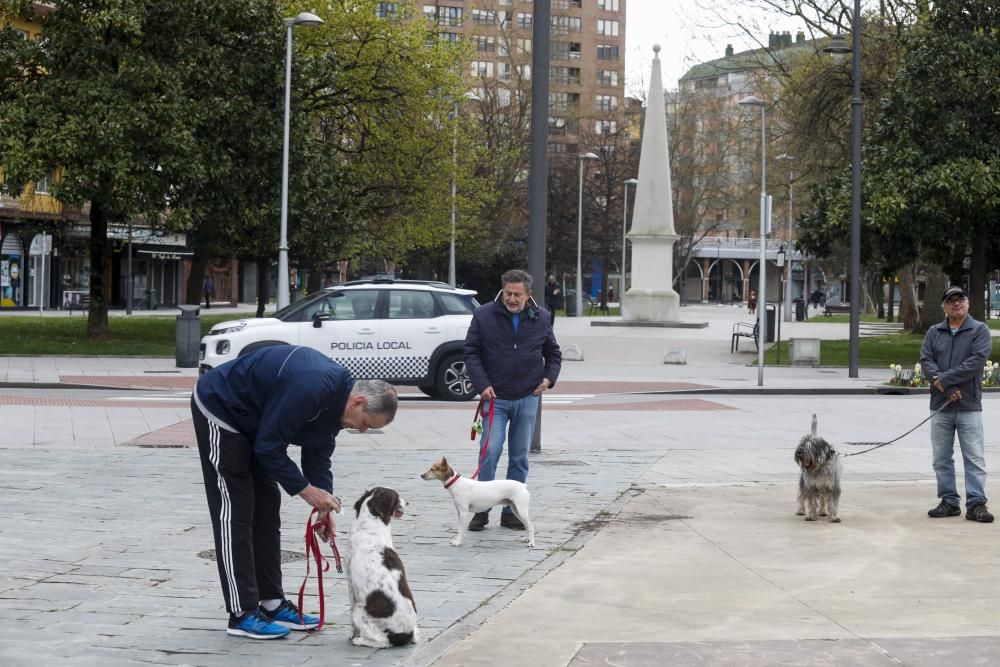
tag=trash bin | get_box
[147,288,158,311]
[764,303,776,343]
[564,289,577,317]
[176,304,201,368]
[794,297,806,321]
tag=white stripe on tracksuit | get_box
[208,421,241,613]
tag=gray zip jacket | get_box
[919,314,991,411]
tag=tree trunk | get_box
[969,231,987,321]
[86,200,109,340]
[898,264,921,332]
[874,275,885,319]
[886,278,895,323]
[919,266,948,333]
[187,253,209,306]
[256,256,268,318]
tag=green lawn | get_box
[765,334,1000,367]
[0,312,258,356]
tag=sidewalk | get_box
[4,304,998,666]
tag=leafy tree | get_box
[0,0,284,336]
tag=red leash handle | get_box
[469,398,495,480]
[297,508,343,632]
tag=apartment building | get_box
[411,0,627,153]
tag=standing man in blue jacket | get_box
[192,345,398,639]
[464,269,562,531]
[920,286,993,523]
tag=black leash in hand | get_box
[841,402,951,457]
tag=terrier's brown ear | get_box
[441,456,448,466]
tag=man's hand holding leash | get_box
[299,485,341,540]
[932,377,962,403]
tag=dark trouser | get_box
[546,302,556,322]
[192,398,283,616]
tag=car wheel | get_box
[418,385,440,398]
[434,353,475,401]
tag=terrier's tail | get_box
[811,413,818,436]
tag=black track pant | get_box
[192,398,284,616]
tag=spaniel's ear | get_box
[368,487,400,525]
[354,488,374,517]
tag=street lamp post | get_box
[777,154,796,321]
[576,152,599,317]
[621,178,638,304]
[825,5,862,378]
[739,96,767,386]
[277,11,324,310]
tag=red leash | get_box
[297,508,343,632]
[469,398,495,480]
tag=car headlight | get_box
[215,340,231,356]
[210,322,247,335]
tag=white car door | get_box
[377,289,442,382]
[298,289,382,378]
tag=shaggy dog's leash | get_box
[842,402,952,457]
[297,508,343,631]
[469,398,495,479]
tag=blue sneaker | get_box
[262,599,320,631]
[226,609,290,639]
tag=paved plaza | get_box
[1,304,998,666]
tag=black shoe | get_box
[500,513,525,530]
[966,504,994,523]
[928,500,961,518]
[468,512,489,531]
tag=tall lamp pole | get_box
[448,92,481,287]
[575,152,599,317]
[621,178,638,303]
[825,3,862,377]
[739,96,767,386]
[277,11,324,310]
[777,154,796,321]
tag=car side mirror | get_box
[312,312,331,328]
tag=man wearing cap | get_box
[920,286,994,523]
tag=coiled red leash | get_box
[469,398,495,479]
[297,508,343,631]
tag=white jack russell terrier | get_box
[420,456,534,548]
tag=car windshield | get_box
[272,291,329,321]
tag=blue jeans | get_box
[476,395,539,513]
[930,410,988,509]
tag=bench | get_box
[587,297,609,316]
[731,320,759,353]
[823,302,851,316]
[65,291,90,315]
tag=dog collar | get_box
[444,474,460,489]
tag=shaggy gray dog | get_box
[794,414,842,522]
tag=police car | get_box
[199,280,479,400]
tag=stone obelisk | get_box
[622,44,680,323]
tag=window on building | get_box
[517,12,532,29]
[439,32,461,42]
[549,142,568,154]
[598,69,619,87]
[471,61,495,78]
[34,173,51,194]
[518,64,531,80]
[597,0,619,10]
[550,66,581,84]
[554,0,582,8]
[498,0,513,4]
[597,19,619,36]
[516,38,532,54]
[375,2,399,18]
[595,94,618,112]
[471,9,496,26]
[595,119,618,134]
[425,5,462,26]
[597,44,619,60]
[551,15,581,33]
[474,35,496,52]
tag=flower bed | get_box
[888,361,1000,387]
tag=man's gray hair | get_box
[501,269,533,291]
[353,379,398,422]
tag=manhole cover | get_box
[533,460,587,466]
[198,549,306,563]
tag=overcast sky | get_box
[624,0,804,96]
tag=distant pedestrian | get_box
[464,270,561,532]
[192,345,398,638]
[920,286,993,523]
[544,274,562,322]
[204,276,213,309]
[607,284,615,304]
[748,289,757,315]
[810,288,823,310]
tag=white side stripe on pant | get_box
[209,421,241,613]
